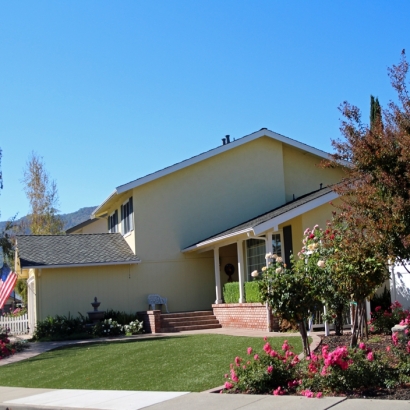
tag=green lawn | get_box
[0,334,304,392]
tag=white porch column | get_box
[237,240,245,303]
[213,247,222,304]
[366,299,371,322]
[27,275,36,335]
[323,305,330,336]
[265,231,273,331]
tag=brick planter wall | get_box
[212,303,279,332]
[137,310,161,333]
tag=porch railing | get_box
[309,304,352,331]
[0,313,29,335]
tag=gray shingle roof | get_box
[184,187,335,249]
[16,234,140,268]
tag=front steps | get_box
[160,310,222,332]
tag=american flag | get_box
[0,264,17,310]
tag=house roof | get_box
[183,187,338,252]
[93,128,344,217]
[16,234,141,269]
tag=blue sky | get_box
[0,1,409,220]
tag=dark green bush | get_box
[33,313,90,341]
[370,286,391,312]
[245,281,261,303]
[103,309,138,325]
[223,282,240,303]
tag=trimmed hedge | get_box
[244,281,262,303]
[223,281,262,303]
[223,282,240,303]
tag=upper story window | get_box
[121,197,134,235]
[108,210,118,233]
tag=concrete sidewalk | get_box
[1,387,409,410]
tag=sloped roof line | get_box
[182,187,338,252]
[92,128,338,217]
[115,129,332,193]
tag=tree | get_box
[318,217,388,347]
[328,50,410,268]
[370,95,382,129]
[259,254,317,356]
[22,152,63,235]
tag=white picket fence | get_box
[0,313,30,335]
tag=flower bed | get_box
[222,334,410,399]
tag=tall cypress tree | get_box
[370,95,382,129]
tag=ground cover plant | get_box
[0,334,303,392]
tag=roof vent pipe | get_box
[222,138,226,145]
[226,135,230,143]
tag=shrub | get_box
[223,339,298,394]
[223,338,396,396]
[33,313,90,341]
[244,282,261,303]
[103,309,138,325]
[369,301,409,334]
[0,329,28,359]
[370,286,391,312]
[123,320,144,335]
[93,318,124,337]
[223,282,240,303]
[299,343,392,394]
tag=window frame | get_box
[121,197,134,235]
[108,210,118,233]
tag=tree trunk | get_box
[335,306,344,336]
[350,302,359,348]
[298,321,311,357]
[350,300,366,347]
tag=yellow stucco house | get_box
[15,128,345,331]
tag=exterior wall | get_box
[301,200,339,233]
[35,265,136,320]
[102,137,292,313]
[73,137,345,315]
[212,303,279,331]
[282,145,345,203]
[69,218,107,234]
[276,202,338,258]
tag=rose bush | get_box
[223,337,403,397]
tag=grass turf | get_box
[0,334,304,392]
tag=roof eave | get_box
[116,129,345,195]
[182,190,339,252]
[182,228,253,253]
[253,190,339,235]
[92,190,118,218]
[20,259,141,270]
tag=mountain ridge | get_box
[0,206,97,233]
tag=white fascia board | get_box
[253,191,339,235]
[182,228,253,253]
[23,260,141,270]
[116,129,340,195]
[92,190,118,218]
